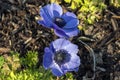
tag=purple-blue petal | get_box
[50,43,55,53]
[41,4,54,19]
[52,38,70,51]
[39,15,52,27]
[52,23,69,38]
[65,43,79,54]
[62,12,77,22]
[51,3,63,17]
[62,55,80,71]
[63,28,79,37]
[39,3,63,27]
[73,67,79,72]
[43,47,53,69]
[63,19,79,29]
[40,5,53,27]
[43,38,80,76]
[54,29,69,38]
[51,63,64,76]
[61,66,79,72]
[66,29,79,37]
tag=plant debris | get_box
[0,0,120,80]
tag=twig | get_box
[111,18,118,31]
[112,15,120,19]
[78,40,96,80]
[0,48,11,54]
[56,77,59,80]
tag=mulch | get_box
[0,0,120,80]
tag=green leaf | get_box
[87,18,93,24]
[10,71,16,79]
[0,56,4,68]
[64,0,71,3]
[20,51,38,68]
[50,0,61,4]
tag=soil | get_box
[0,0,120,80]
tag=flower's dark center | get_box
[54,49,70,65]
[54,17,66,28]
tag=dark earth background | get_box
[0,0,120,80]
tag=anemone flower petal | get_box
[40,6,53,27]
[54,29,69,38]
[69,67,79,72]
[51,3,63,17]
[39,3,80,38]
[52,38,70,51]
[43,38,80,76]
[51,63,64,76]
[51,22,69,38]
[66,29,79,37]
[63,28,79,37]
[64,43,79,54]
[50,43,55,53]
[62,12,77,22]
[62,55,80,70]
[43,47,53,69]
[63,27,77,32]
[63,19,79,29]
[41,4,54,19]
[61,66,79,72]
[39,3,63,27]
[73,67,79,72]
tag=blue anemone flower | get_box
[43,38,80,76]
[38,3,79,38]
